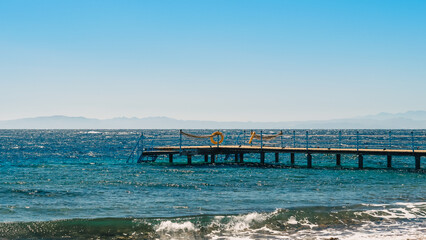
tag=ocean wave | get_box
[0,203,424,239]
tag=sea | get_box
[0,129,425,239]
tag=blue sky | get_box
[0,0,425,121]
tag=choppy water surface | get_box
[0,129,425,239]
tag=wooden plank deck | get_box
[135,145,424,169]
[155,145,426,156]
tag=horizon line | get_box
[1,110,426,123]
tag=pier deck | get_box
[154,145,426,156]
[128,130,426,170]
[139,145,425,170]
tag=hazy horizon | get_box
[1,109,426,122]
[1,110,426,129]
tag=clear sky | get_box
[0,0,425,122]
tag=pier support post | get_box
[291,153,295,166]
[239,153,244,163]
[211,154,215,164]
[275,153,279,163]
[307,153,312,168]
[234,154,239,163]
[204,155,209,163]
[336,154,341,166]
[387,155,392,168]
[169,154,173,163]
[260,152,265,164]
[187,155,192,165]
[415,155,421,170]
[358,155,364,169]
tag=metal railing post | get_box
[260,130,263,150]
[280,130,283,148]
[389,130,392,149]
[141,132,144,153]
[179,130,182,153]
[356,131,359,151]
[293,130,296,148]
[136,132,145,163]
[217,130,220,148]
[306,131,309,150]
[338,130,342,148]
[411,131,415,152]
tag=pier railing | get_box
[247,130,426,151]
[127,129,426,163]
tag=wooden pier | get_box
[140,145,425,170]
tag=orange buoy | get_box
[210,131,224,145]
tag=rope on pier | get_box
[249,131,283,144]
[180,130,224,145]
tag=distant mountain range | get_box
[1,111,426,129]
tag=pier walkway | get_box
[127,130,426,170]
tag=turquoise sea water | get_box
[0,129,425,239]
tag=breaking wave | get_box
[1,202,425,239]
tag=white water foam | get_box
[151,203,426,239]
[360,202,426,220]
[208,210,285,239]
[208,209,318,239]
[86,131,101,134]
[155,220,195,232]
[155,220,196,239]
[309,220,426,240]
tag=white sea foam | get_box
[155,220,195,232]
[360,202,426,220]
[87,131,101,134]
[208,209,293,239]
[154,220,197,240]
[117,132,132,135]
[286,216,298,225]
[152,204,425,240]
[310,220,426,240]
